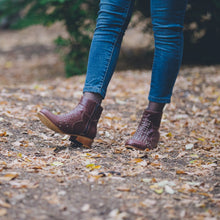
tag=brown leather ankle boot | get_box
[37,97,103,148]
[125,110,162,151]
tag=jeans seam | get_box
[100,0,133,94]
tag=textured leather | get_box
[39,97,103,139]
[125,110,162,151]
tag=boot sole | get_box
[37,112,93,148]
[125,145,152,151]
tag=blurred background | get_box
[0,0,219,82]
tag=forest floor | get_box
[0,24,219,220]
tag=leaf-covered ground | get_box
[0,25,219,220]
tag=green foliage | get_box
[0,0,219,77]
[0,0,98,77]
[135,0,220,64]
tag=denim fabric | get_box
[83,0,187,103]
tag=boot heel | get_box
[70,135,93,148]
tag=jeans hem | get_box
[148,95,171,104]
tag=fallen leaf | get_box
[10,180,39,189]
[0,208,7,216]
[51,161,64,166]
[0,131,7,137]
[185,143,194,150]
[81,204,90,212]
[166,132,172,137]
[176,170,187,175]
[190,154,199,158]
[86,164,101,170]
[0,200,11,208]
[141,178,151,183]
[17,153,22,158]
[129,158,143,163]
[0,172,19,181]
[130,114,137,121]
[157,180,176,187]
[117,186,131,192]
[140,199,157,207]
[154,188,163,194]
[198,137,205,142]
[165,185,175,194]
[150,162,161,168]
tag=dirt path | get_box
[0,25,219,220]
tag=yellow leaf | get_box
[51,161,63,166]
[86,164,95,168]
[154,188,163,194]
[150,185,164,194]
[86,164,101,170]
[166,132,172,137]
[198,137,205,142]
[189,160,198,164]
[17,153,22,158]
[5,61,12,69]
[129,158,143,163]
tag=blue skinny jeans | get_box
[83,0,188,103]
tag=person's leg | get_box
[38,0,135,148]
[83,0,135,100]
[126,0,188,151]
[149,0,188,105]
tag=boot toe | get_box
[37,109,63,134]
[125,139,148,151]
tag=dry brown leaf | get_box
[129,158,143,163]
[117,186,131,192]
[0,200,11,208]
[0,208,7,216]
[176,170,187,175]
[10,180,39,189]
[150,162,161,168]
[0,172,19,181]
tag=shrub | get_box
[135,0,220,64]
[0,0,98,77]
[0,0,219,77]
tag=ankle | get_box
[147,101,165,112]
[83,92,103,105]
